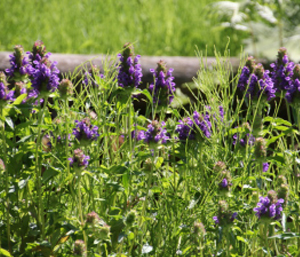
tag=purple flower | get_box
[285,64,300,104]
[149,60,176,105]
[68,149,90,169]
[213,216,219,224]
[220,178,228,188]
[73,118,99,143]
[27,40,47,62]
[0,72,15,103]
[176,111,211,141]
[5,45,34,78]
[263,162,269,172]
[230,212,238,222]
[270,47,294,93]
[238,57,276,101]
[219,106,224,121]
[30,54,60,95]
[137,120,169,144]
[117,43,142,90]
[253,196,284,220]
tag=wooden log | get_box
[0,52,268,85]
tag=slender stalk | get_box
[77,170,88,254]
[64,99,70,176]
[34,95,49,240]
[1,107,11,253]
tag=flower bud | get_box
[193,221,206,237]
[14,81,27,98]
[277,47,288,66]
[278,183,289,205]
[125,210,138,227]
[86,211,100,225]
[245,56,256,73]
[42,135,52,152]
[293,64,300,80]
[14,45,26,67]
[267,190,278,204]
[254,64,265,80]
[278,175,287,185]
[254,137,267,160]
[68,149,90,170]
[144,158,153,172]
[73,240,87,257]
[32,40,47,59]
[213,161,226,173]
[58,79,73,98]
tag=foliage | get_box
[1,41,300,257]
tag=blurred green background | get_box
[0,0,299,59]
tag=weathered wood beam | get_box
[0,52,268,85]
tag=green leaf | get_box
[237,236,248,244]
[0,248,12,257]
[13,94,27,105]
[155,157,164,169]
[42,167,60,183]
[141,89,153,104]
[269,232,300,240]
[5,117,14,130]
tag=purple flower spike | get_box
[73,118,99,144]
[30,55,60,95]
[149,60,176,106]
[270,47,294,93]
[137,120,169,145]
[5,45,34,78]
[254,196,284,220]
[176,111,211,141]
[238,57,276,101]
[263,162,269,172]
[117,43,142,90]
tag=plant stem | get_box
[1,108,11,253]
[77,170,88,254]
[34,95,49,240]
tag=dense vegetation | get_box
[0,40,300,256]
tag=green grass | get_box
[0,0,246,56]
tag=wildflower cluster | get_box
[239,48,300,105]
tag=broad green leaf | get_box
[0,248,12,257]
